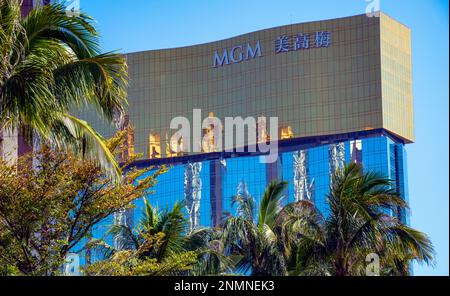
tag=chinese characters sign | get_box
[275,31,331,54]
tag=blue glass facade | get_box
[108,132,411,234]
[76,131,411,270]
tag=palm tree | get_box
[90,198,236,276]
[0,0,127,179]
[283,163,435,276]
[185,227,234,276]
[90,198,187,262]
[221,180,289,276]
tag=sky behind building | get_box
[79,0,449,276]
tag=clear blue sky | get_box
[79,0,449,275]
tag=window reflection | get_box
[149,131,161,159]
[280,125,294,140]
[119,115,135,161]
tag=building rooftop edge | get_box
[125,11,401,55]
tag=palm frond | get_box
[53,114,121,182]
[258,180,287,229]
[385,224,435,266]
[84,238,116,260]
[22,2,99,58]
[155,201,188,260]
[107,224,140,250]
[231,193,255,221]
[139,197,158,233]
[1,1,128,180]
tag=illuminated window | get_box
[257,116,269,143]
[280,125,294,140]
[202,112,220,153]
[119,115,135,161]
[149,131,161,159]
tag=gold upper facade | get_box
[83,12,414,160]
[380,14,414,142]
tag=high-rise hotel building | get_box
[0,10,414,233]
[82,12,414,235]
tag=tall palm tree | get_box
[283,163,435,276]
[0,0,127,179]
[221,180,289,276]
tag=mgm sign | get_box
[212,31,330,68]
[212,41,263,68]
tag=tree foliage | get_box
[218,165,435,276]
[0,132,166,275]
[85,248,198,276]
[284,163,435,276]
[0,158,435,276]
[86,198,204,276]
[221,180,289,276]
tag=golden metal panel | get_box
[78,13,414,160]
[380,12,414,143]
